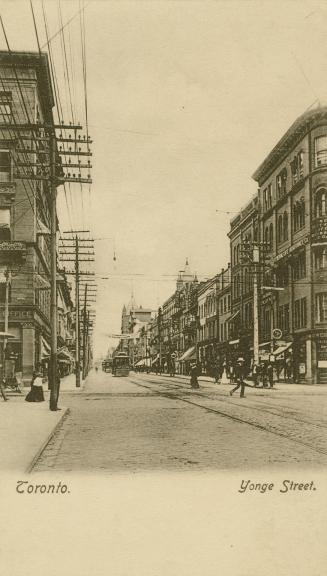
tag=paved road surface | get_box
[32,371,327,473]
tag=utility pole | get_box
[82,283,87,379]
[253,245,260,367]
[59,233,96,386]
[75,235,80,387]
[49,130,59,410]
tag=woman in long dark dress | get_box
[190,362,199,389]
[25,371,45,402]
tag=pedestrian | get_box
[228,362,234,384]
[267,362,274,388]
[213,361,220,384]
[252,362,259,387]
[190,362,199,389]
[0,377,8,401]
[286,357,293,382]
[229,358,246,398]
[25,368,45,403]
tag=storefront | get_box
[315,331,327,383]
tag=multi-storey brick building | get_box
[228,195,259,365]
[0,51,57,382]
[253,106,327,383]
[197,267,231,374]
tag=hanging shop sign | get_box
[272,328,282,339]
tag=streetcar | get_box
[112,353,130,377]
[102,359,113,373]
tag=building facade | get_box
[253,106,327,383]
[0,51,56,382]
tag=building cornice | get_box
[252,107,327,185]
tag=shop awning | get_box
[273,342,292,356]
[178,346,196,362]
[230,309,240,321]
[41,337,51,359]
[151,354,160,366]
[58,347,75,363]
[229,339,240,345]
[0,331,15,339]
[135,358,151,367]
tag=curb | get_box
[25,407,70,474]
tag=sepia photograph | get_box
[0,1,327,575]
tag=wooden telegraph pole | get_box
[59,233,95,387]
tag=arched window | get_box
[269,223,273,248]
[283,211,288,241]
[277,215,283,243]
[233,246,237,265]
[236,244,240,264]
[264,227,269,246]
[315,188,327,218]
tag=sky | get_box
[1,0,327,357]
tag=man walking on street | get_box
[230,357,246,398]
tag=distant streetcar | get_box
[112,353,130,377]
[102,359,113,373]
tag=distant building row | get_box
[120,106,327,384]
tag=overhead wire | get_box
[41,1,74,232]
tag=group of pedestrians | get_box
[189,356,280,398]
[252,362,274,388]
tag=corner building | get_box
[0,51,55,383]
[253,106,327,383]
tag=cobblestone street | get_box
[32,371,327,473]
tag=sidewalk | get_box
[0,374,78,472]
[137,371,324,390]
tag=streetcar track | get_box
[130,378,327,458]
[136,375,327,432]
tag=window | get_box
[267,184,272,209]
[244,302,253,326]
[269,223,273,248]
[228,295,231,310]
[276,168,287,198]
[316,293,327,323]
[0,150,11,183]
[263,308,271,339]
[292,250,306,280]
[263,184,272,211]
[278,303,290,333]
[293,198,305,232]
[0,208,10,241]
[315,188,327,217]
[244,268,249,294]
[315,136,327,167]
[291,152,304,185]
[277,214,283,243]
[298,151,304,178]
[263,188,267,211]
[276,264,289,287]
[0,92,12,123]
[264,227,269,246]
[315,247,327,270]
[283,211,288,241]
[294,297,307,329]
